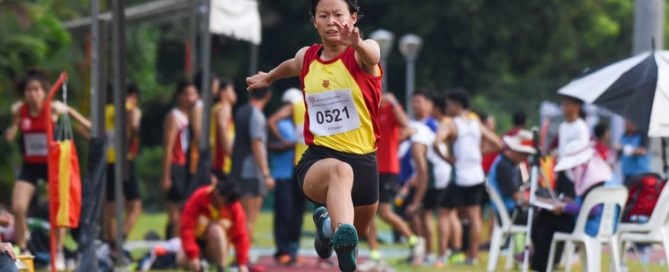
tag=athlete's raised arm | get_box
[246,47,309,91]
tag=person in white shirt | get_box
[553,95,590,198]
[404,120,452,265]
[433,90,502,265]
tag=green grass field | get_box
[118,212,667,272]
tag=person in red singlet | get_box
[4,70,91,268]
[246,0,381,270]
[162,80,199,239]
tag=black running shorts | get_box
[105,160,141,202]
[17,162,48,186]
[378,174,400,204]
[296,145,379,206]
[167,163,188,202]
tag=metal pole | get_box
[199,0,212,150]
[91,0,105,138]
[249,43,259,75]
[633,0,664,55]
[99,20,108,114]
[632,0,665,181]
[111,0,127,269]
[188,6,198,79]
[405,58,415,118]
[522,128,541,272]
[76,1,104,271]
[663,138,668,178]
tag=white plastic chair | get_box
[546,186,627,272]
[485,183,528,272]
[617,181,669,266]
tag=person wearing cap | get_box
[178,178,250,272]
[487,130,536,225]
[530,141,614,271]
[267,88,305,265]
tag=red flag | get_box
[45,72,82,271]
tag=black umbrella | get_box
[558,51,669,137]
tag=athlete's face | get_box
[179,85,199,107]
[445,99,461,116]
[24,79,46,108]
[411,94,433,119]
[561,99,581,121]
[313,0,358,44]
[625,121,637,134]
[211,78,221,99]
[221,84,238,105]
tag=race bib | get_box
[24,133,48,156]
[306,89,361,136]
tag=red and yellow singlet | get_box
[210,102,235,173]
[299,44,382,154]
[19,103,50,163]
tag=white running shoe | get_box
[55,250,66,271]
[412,237,426,265]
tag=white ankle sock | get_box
[322,217,334,238]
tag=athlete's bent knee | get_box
[330,162,353,185]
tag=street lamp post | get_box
[399,34,423,117]
[370,29,394,92]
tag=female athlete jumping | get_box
[246,0,381,270]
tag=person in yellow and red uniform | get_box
[4,70,91,270]
[103,84,142,252]
[210,78,237,178]
[246,0,381,270]
[177,178,250,272]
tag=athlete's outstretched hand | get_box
[333,21,362,48]
[246,71,271,91]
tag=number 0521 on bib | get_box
[306,89,361,137]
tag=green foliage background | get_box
[0,0,665,208]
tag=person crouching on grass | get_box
[178,177,250,272]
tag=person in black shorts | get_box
[103,84,143,247]
[434,91,502,264]
[229,88,275,241]
[364,93,421,264]
[404,120,452,265]
[162,81,199,238]
[5,70,91,266]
